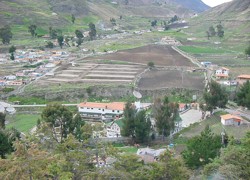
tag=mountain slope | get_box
[171,0,210,13]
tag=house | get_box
[78,102,125,120]
[237,74,250,85]
[215,67,229,76]
[215,67,229,79]
[5,75,16,80]
[220,114,243,126]
[106,119,124,138]
[136,147,166,163]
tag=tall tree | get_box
[41,103,74,143]
[121,101,136,138]
[71,14,75,24]
[134,110,151,143]
[0,25,13,44]
[9,45,16,61]
[236,80,250,108]
[28,24,37,37]
[57,35,64,48]
[216,24,224,38]
[203,80,228,114]
[245,43,250,57]
[182,125,221,168]
[49,27,58,39]
[153,97,179,138]
[75,30,83,39]
[88,23,96,40]
[0,112,6,129]
[208,26,216,37]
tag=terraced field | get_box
[40,62,145,85]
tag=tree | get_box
[151,20,157,27]
[147,61,154,69]
[57,35,64,48]
[134,110,151,143]
[245,43,250,57]
[203,81,228,114]
[110,18,116,26]
[182,125,221,168]
[206,31,211,40]
[153,97,179,138]
[88,23,96,40]
[49,27,58,39]
[10,53,15,60]
[0,112,6,129]
[75,30,83,39]
[28,24,37,37]
[71,14,75,24]
[72,113,86,141]
[236,80,250,109]
[203,132,250,179]
[121,101,136,138]
[216,24,224,38]
[9,45,16,54]
[208,26,216,37]
[45,41,54,48]
[170,15,178,23]
[0,128,20,159]
[0,25,13,44]
[41,103,74,143]
[9,45,16,60]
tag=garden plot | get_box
[40,62,145,84]
[138,69,204,91]
[85,45,196,67]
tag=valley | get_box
[0,0,250,179]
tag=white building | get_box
[215,67,229,76]
[78,102,125,120]
[220,114,243,126]
[106,119,124,138]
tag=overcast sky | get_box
[202,0,232,7]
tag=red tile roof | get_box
[216,74,228,77]
[220,114,242,121]
[78,102,125,111]
[237,75,250,79]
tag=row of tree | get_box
[206,24,224,39]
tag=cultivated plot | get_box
[85,45,196,67]
[138,69,205,90]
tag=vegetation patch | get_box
[6,113,40,134]
[179,46,232,54]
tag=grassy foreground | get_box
[6,113,40,134]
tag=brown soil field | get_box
[138,69,204,90]
[85,45,195,67]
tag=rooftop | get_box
[237,74,250,79]
[220,114,242,120]
[79,102,125,111]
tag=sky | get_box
[202,0,232,7]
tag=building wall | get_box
[107,123,121,138]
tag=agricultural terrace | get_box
[39,62,145,85]
[85,45,195,67]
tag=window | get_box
[102,109,104,111]
[91,108,93,110]
[87,107,90,109]
[117,110,119,113]
[112,110,115,112]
